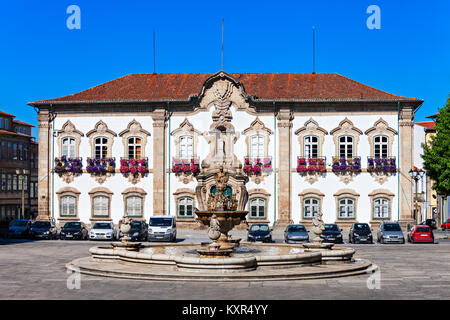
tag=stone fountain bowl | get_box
[195,210,248,227]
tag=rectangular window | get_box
[1,141,6,159]
[12,144,17,160]
[18,175,23,191]
[126,196,142,217]
[93,196,109,217]
[12,175,17,191]
[61,196,76,216]
[7,174,12,191]
[1,174,5,191]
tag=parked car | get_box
[247,223,272,243]
[29,221,57,240]
[441,218,450,230]
[119,220,148,241]
[148,216,176,242]
[89,221,116,240]
[7,220,32,238]
[420,219,437,230]
[284,224,309,243]
[60,221,89,240]
[320,224,343,243]
[349,223,373,244]
[407,225,434,244]
[377,221,405,244]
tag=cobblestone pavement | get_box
[0,229,449,300]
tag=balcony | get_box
[120,157,149,176]
[86,157,116,174]
[367,157,396,173]
[296,157,326,174]
[243,156,272,175]
[54,156,83,175]
[331,157,361,173]
[172,157,200,176]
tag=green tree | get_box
[422,95,450,196]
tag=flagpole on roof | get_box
[312,26,316,74]
[153,29,156,74]
[221,19,224,71]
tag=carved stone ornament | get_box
[93,172,111,184]
[370,172,392,185]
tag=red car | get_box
[441,219,450,230]
[407,225,434,243]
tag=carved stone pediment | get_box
[197,72,252,114]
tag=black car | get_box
[119,220,148,241]
[7,220,32,238]
[320,224,343,243]
[420,219,437,230]
[30,221,57,240]
[349,223,373,244]
[60,221,89,240]
[247,223,272,243]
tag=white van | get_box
[148,216,176,242]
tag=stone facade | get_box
[29,71,423,231]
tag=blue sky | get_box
[1,0,449,138]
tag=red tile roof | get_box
[415,121,436,130]
[0,111,16,118]
[426,112,440,119]
[29,73,421,104]
[13,120,34,127]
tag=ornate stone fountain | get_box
[195,165,248,257]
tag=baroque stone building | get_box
[29,71,423,230]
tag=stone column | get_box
[398,107,415,229]
[274,110,294,229]
[37,110,51,221]
[152,110,168,215]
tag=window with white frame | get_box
[250,135,264,158]
[94,137,108,159]
[62,137,76,158]
[374,135,388,158]
[303,198,319,219]
[249,198,266,219]
[179,136,193,159]
[338,198,355,219]
[127,137,142,159]
[126,196,143,217]
[93,195,109,217]
[373,197,389,219]
[177,197,194,217]
[339,136,353,158]
[60,195,76,217]
[304,136,318,158]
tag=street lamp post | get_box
[15,169,30,220]
[409,167,425,225]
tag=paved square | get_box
[0,230,449,300]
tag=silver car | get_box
[89,221,116,240]
[284,224,309,243]
[377,222,405,244]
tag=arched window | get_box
[62,137,76,158]
[250,198,266,219]
[373,197,389,219]
[250,135,264,158]
[177,197,194,217]
[303,198,319,219]
[339,136,353,158]
[93,195,109,217]
[127,137,142,159]
[374,135,389,159]
[338,198,355,219]
[126,196,143,217]
[60,195,76,217]
[179,136,193,159]
[94,137,108,159]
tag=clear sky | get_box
[1,0,449,138]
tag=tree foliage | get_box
[422,95,450,196]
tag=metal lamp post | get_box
[15,169,30,220]
[409,167,425,225]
